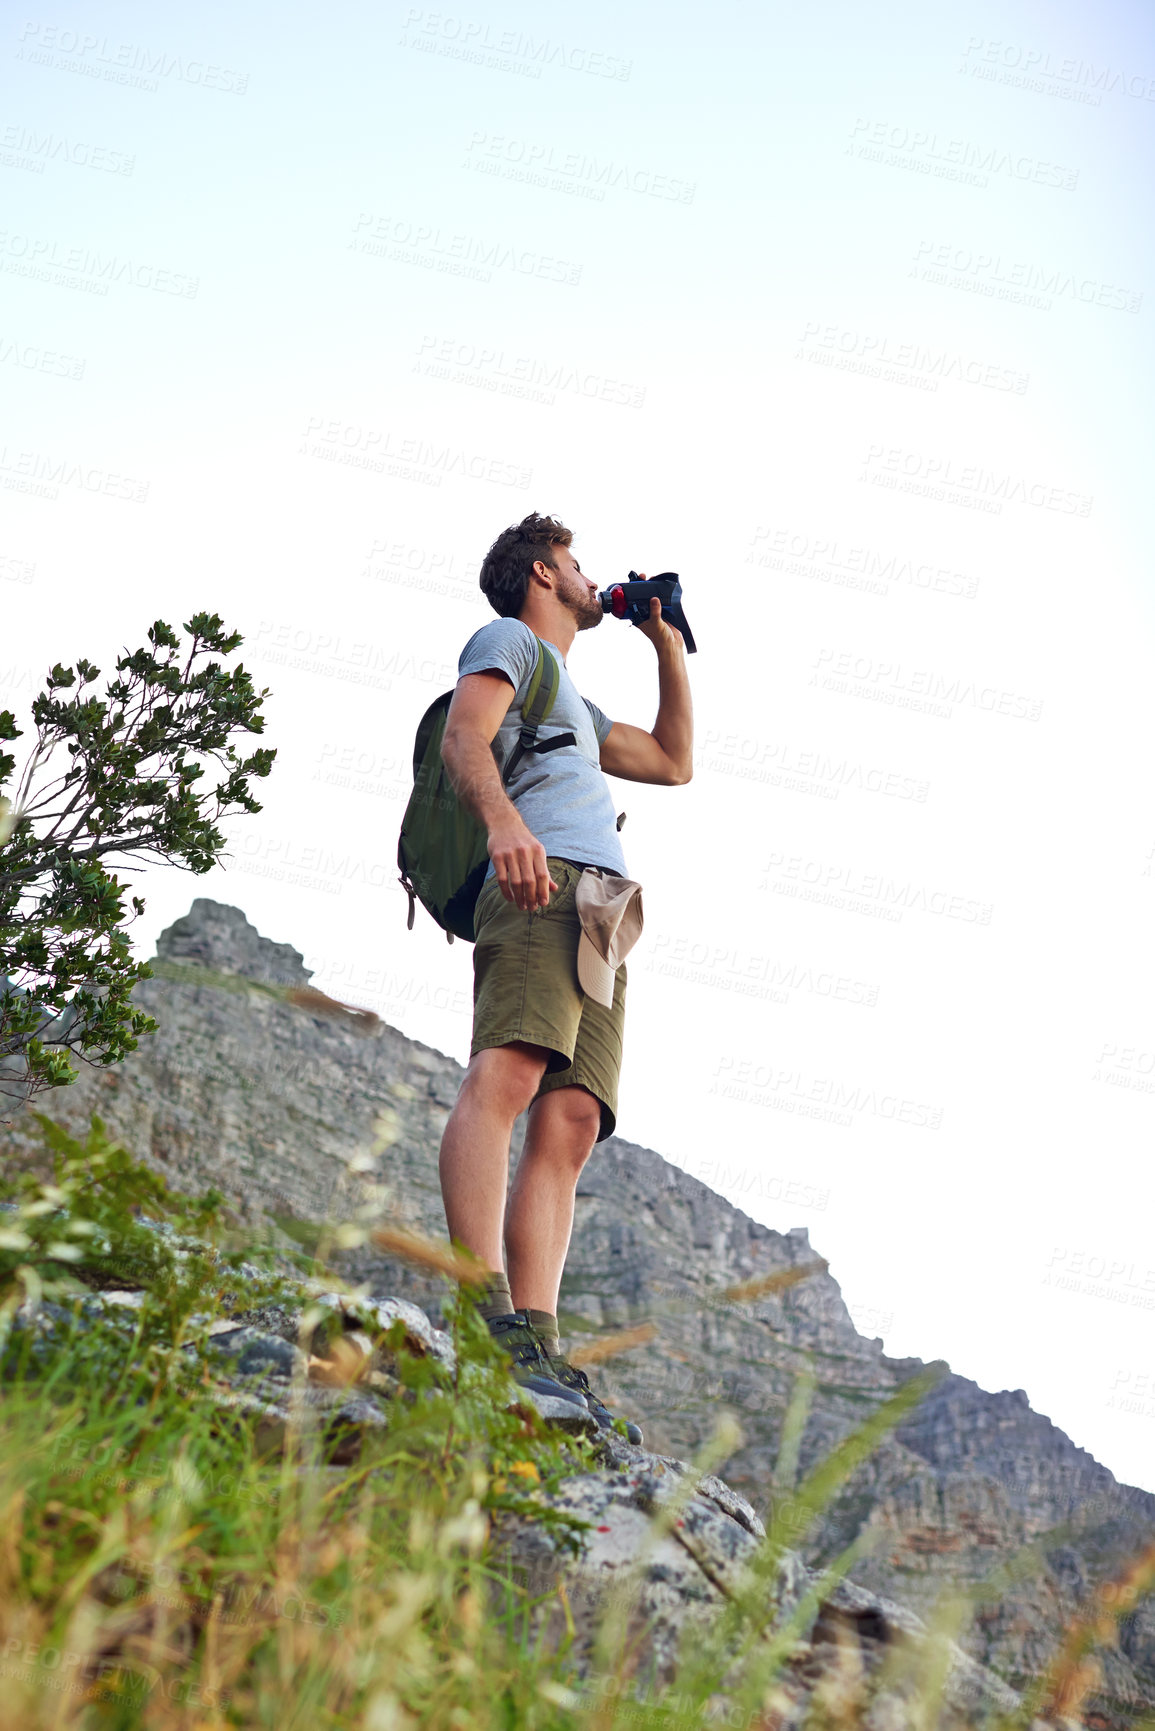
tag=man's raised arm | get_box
[598,595,694,785]
[441,672,559,913]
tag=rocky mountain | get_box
[4,1213,1033,1729]
[4,898,1154,1723]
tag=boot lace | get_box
[553,1360,593,1398]
[489,1314,551,1374]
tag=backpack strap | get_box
[500,640,576,784]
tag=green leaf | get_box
[1,614,274,1107]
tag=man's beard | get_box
[562,574,602,630]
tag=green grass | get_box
[0,1310,600,1729]
[1,1117,1152,1730]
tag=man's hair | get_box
[479,513,573,619]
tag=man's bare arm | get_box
[599,595,694,785]
[441,671,559,912]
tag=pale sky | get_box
[4,0,1154,1490]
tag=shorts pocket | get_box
[474,875,504,931]
[542,859,579,913]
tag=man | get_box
[438,512,693,1440]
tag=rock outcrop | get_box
[4,899,1154,1723]
[496,1432,1029,1730]
[2,1225,1038,1730]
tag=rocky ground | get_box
[4,898,1153,1724]
[3,1220,1042,1729]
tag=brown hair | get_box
[479,512,573,618]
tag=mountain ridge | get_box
[5,898,1153,1719]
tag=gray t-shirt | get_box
[457,617,628,883]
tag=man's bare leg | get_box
[438,1041,551,1269]
[505,1084,602,1314]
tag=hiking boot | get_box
[544,1353,645,1446]
[486,1311,589,1410]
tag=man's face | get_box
[550,544,601,631]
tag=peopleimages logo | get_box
[861,444,1093,516]
[350,212,582,288]
[464,132,694,203]
[1044,1247,1155,1311]
[254,618,455,691]
[0,230,198,298]
[0,337,85,380]
[811,648,1044,721]
[15,21,249,92]
[760,852,994,926]
[958,36,1155,103]
[0,124,134,175]
[698,728,930,803]
[415,334,646,408]
[912,239,1142,314]
[795,322,1029,394]
[746,526,979,602]
[0,555,36,585]
[646,933,881,1008]
[1092,1041,1155,1097]
[710,1055,943,1131]
[0,445,148,503]
[848,117,1079,189]
[399,9,632,81]
[300,415,532,491]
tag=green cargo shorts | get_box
[470,856,626,1143]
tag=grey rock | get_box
[0,1241,1061,1727]
[4,1299,79,1342]
[7,896,1152,1724]
[225,1301,302,1343]
[491,1458,737,1685]
[203,1382,292,1427]
[697,1470,767,1540]
[492,1453,1022,1728]
[88,1289,146,1310]
[511,1386,599,1438]
[589,1427,768,1540]
[342,1399,393,1438]
[309,1290,456,1370]
[156,899,312,987]
[203,1327,307,1380]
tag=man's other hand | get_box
[488,821,560,912]
[635,582,685,654]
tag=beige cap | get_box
[575,870,644,1008]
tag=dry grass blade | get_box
[566,1322,656,1368]
[637,1258,831,1330]
[369,1224,488,1285]
[308,1335,372,1388]
[1033,1538,1155,1725]
[148,960,379,1033]
[720,1259,829,1303]
[285,986,380,1032]
[588,1408,746,1709]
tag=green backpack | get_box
[397,638,575,943]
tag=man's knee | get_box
[531,1085,603,1158]
[465,1041,552,1119]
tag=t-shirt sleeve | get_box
[457,618,537,705]
[583,697,614,746]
